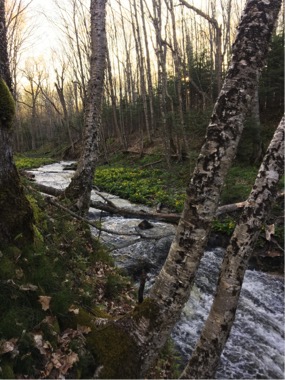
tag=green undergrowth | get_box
[0,187,138,379]
[95,153,279,210]
[15,155,56,170]
[95,153,193,213]
[0,183,181,379]
[95,154,283,243]
[95,165,186,212]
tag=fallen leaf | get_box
[68,305,79,314]
[33,334,46,355]
[20,283,38,291]
[265,224,275,241]
[51,352,62,369]
[15,268,24,279]
[0,339,18,355]
[61,352,79,374]
[77,325,91,334]
[39,295,52,311]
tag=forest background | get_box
[0,0,284,378]
[8,0,284,160]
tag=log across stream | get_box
[28,161,285,379]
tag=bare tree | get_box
[131,0,152,144]
[165,0,189,158]
[21,58,46,149]
[140,0,155,135]
[179,0,223,94]
[52,0,90,107]
[6,0,34,97]
[64,0,107,214]
[54,64,74,152]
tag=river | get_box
[29,161,284,379]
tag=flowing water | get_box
[29,162,285,379]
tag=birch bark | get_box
[116,0,281,377]
[64,0,107,215]
[181,115,284,379]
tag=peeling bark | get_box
[123,0,282,377]
[63,0,107,215]
[181,115,284,379]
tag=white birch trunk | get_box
[64,0,107,215]
[181,115,284,379]
[114,1,282,377]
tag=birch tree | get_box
[88,1,282,378]
[63,0,107,214]
[0,0,34,245]
[181,115,284,378]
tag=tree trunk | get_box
[63,0,107,215]
[151,0,174,164]
[166,0,189,158]
[139,1,282,374]
[106,49,125,147]
[181,115,284,379]
[54,67,74,153]
[96,1,281,378]
[179,0,223,94]
[0,0,34,245]
[140,0,155,135]
[131,0,152,143]
[250,72,263,163]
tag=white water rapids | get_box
[29,162,284,379]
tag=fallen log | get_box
[33,183,63,197]
[31,182,284,224]
[33,182,180,223]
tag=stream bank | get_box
[27,161,284,379]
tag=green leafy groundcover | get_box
[94,166,186,212]
[15,156,56,170]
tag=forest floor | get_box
[0,146,282,378]
[0,175,181,379]
[16,144,284,275]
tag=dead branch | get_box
[46,196,173,241]
[31,181,284,224]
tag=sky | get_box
[25,0,206,59]
[24,0,62,58]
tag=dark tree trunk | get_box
[0,0,34,246]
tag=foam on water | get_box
[172,249,284,379]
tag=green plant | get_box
[212,218,236,236]
[94,166,186,212]
[221,165,259,204]
[15,156,55,170]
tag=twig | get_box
[139,159,163,169]
[94,190,118,208]
[47,197,173,240]
[47,197,139,237]
[138,270,147,304]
